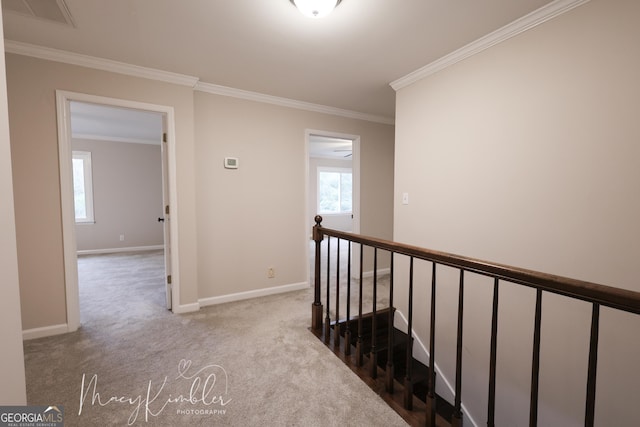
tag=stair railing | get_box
[311,215,640,427]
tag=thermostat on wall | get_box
[224,157,239,169]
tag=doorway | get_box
[306,130,361,281]
[56,91,179,331]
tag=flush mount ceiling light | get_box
[290,0,342,19]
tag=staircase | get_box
[311,218,640,426]
[311,307,454,427]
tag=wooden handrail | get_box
[312,216,640,315]
[311,214,640,426]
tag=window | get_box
[318,168,352,214]
[72,151,95,223]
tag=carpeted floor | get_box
[23,249,407,426]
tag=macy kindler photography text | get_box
[77,359,231,425]
[2,359,231,426]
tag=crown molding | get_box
[4,40,200,87]
[390,0,591,91]
[5,40,394,125]
[195,82,395,125]
[5,40,395,125]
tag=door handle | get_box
[158,217,165,222]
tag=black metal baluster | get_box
[324,237,331,344]
[487,278,499,427]
[370,248,379,378]
[305,221,640,427]
[356,244,364,366]
[345,241,352,356]
[452,269,465,427]
[427,262,437,425]
[404,257,415,409]
[585,303,600,427]
[385,253,395,393]
[334,238,341,348]
[529,289,543,427]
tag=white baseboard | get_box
[77,245,164,256]
[199,282,309,307]
[172,302,201,314]
[23,323,70,340]
[394,310,479,427]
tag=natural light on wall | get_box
[290,0,342,18]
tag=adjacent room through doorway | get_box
[67,99,171,323]
[306,131,361,282]
[307,133,355,232]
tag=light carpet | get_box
[23,250,407,426]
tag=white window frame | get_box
[72,150,95,223]
[317,166,353,215]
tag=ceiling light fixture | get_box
[290,0,342,19]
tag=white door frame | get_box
[304,129,361,283]
[160,115,172,310]
[56,90,181,331]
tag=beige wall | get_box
[393,0,640,425]
[6,52,394,330]
[73,138,164,252]
[7,54,199,329]
[194,91,394,299]
[0,9,27,403]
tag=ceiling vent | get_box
[2,0,75,27]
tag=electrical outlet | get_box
[268,268,275,279]
[119,234,125,241]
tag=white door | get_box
[160,125,172,309]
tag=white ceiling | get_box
[2,0,557,121]
[309,134,352,159]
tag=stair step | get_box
[338,326,408,356]
[394,358,430,384]
[332,308,394,334]
[317,309,455,426]
[312,322,453,427]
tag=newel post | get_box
[312,215,324,331]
